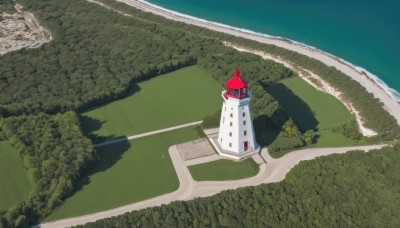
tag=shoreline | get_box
[117,0,400,125]
[135,0,400,102]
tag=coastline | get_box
[117,0,400,125]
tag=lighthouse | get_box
[211,69,260,160]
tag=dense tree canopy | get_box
[80,143,400,227]
[0,0,290,117]
[0,112,97,227]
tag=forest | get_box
[79,143,400,227]
[0,112,97,227]
[0,0,307,149]
[0,0,290,117]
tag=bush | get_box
[332,120,362,140]
[268,119,306,153]
[268,136,305,154]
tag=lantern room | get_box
[225,69,249,99]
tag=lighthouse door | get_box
[244,141,248,151]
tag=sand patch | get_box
[0,4,52,55]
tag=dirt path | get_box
[38,143,385,228]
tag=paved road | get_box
[94,121,203,147]
[38,144,385,228]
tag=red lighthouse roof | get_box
[226,69,248,89]
[224,69,249,100]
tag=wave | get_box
[141,0,400,102]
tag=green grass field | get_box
[188,158,259,181]
[0,141,32,211]
[48,127,201,220]
[267,77,365,147]
[81,66,222,139]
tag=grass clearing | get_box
[48,126,201,220]
[267,77,365,147]
[188,158,259,181]
[268,77,353,131]
[0,141,31,211]
[81,66,222,140]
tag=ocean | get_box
[145,0,400,100]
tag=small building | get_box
[211,69,260,159]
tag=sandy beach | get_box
[117,0,400,125]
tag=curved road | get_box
[38,143,385,227]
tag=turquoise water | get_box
[146,0,400,99]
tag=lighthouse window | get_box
[234,89,239,97]
[243,112,245,117]
[223,117,225,123]
[229,143,232,147]
[229,132,232,137]
[244,130,247,136]
[243,120,246,125]
[230,122,232,127]
[230,113,233,118]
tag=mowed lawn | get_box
[0,141,32,211]
[268,77,363,147]
[48,127,201,220]
[188,159,259,181]
[81,66,222,138]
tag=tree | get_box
[283,119,300,138]
[303,129,316,145]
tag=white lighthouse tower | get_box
[211,69,260,160]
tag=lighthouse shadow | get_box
[253,115,280,147]
[265,82,319,132]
